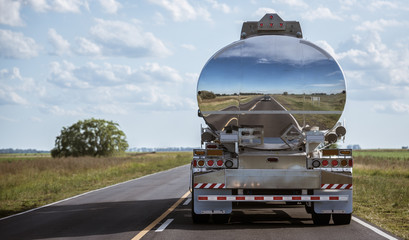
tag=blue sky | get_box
[1,0,409,150]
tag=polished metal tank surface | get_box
[197,35,346,138]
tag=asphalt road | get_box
[0,165,398,240]
[204,96,298,138]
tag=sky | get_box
[1,0,409,150]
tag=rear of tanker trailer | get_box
[191,13,353,225]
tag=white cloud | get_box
[48,61,90,89]
[0,29,40,59]
[272,0,307,8]
[26,0,88,13]
[45,61,197,114]
[356,19,401,32]
[74,37,102,56]
[206,0,231,13]
[373,101,409,114]
[50,0,87,13]
[90,18,172,58]
[98,0,121,14]
[27,0,50,12]
[149,0,211,22]
[253,7,277,17]
[48,28,71,56]
[334,32,409,107]
[369,1,398,11]
[0,0,24,26]
[181,43,196,51]
[302,7,342,21]
[0,67,44,105]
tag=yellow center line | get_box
[221,117,238,131]
[131,191,191,240]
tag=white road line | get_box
[155,219,174,232]
[0,164,189,221]
[352,216,398,240]
[183,198,191,206]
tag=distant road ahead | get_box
[0,164,398,240]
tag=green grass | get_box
[353,150,409,239]
[0,152,192,218]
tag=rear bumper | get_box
[197,194,349,202]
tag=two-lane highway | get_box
[0,165,398,240]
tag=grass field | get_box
[0,152,192,218]
[353,149,409,239]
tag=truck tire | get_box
[332,213,351,225]
[213,214,230,224]
[305,204,312,214]
[192,211,210,224]
[312,212,330,225]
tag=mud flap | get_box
[193,188,232,214]
[313,189,352,214]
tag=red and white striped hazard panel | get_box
[197,195,349,202]
[321,184,352,190]
[194,183,226,189]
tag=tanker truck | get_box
[191,13,353,225]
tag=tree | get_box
[51,118,129,158]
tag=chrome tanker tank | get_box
[197,24,346,145]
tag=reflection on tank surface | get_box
[197,35,346,138]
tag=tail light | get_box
[207,160,214,167]
[349,159,353,167]
[331,160,339,167]
[217,160,224,167]
[197,160,205,167]
[321,159,329,167]
[192,160,197,167]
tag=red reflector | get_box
[270,15,273,19]
[331,160,339,167]
[207,160,214,166]
[329,196,339,200]
[192,160,197,167]
[274,196,283,200]
[217,160,223,167]
[292,196,301,201]
[255,197,264,200]
[322,159,329,167]
[311,196,320,200]
[349,159,353,167]
[236,196,245,200]
[217,196,227,200]
[260,23,263,27]
[270,23,273,27]
[198,196,208,200]
[280,22,283,27]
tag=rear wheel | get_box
[213,214,230,224]
[312,212,331,225]
[332,213,351,225]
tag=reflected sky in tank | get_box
[197,35,345,96]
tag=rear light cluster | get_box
[311,158,353,169]
[192,159,228,168]
[193,147,236,169]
